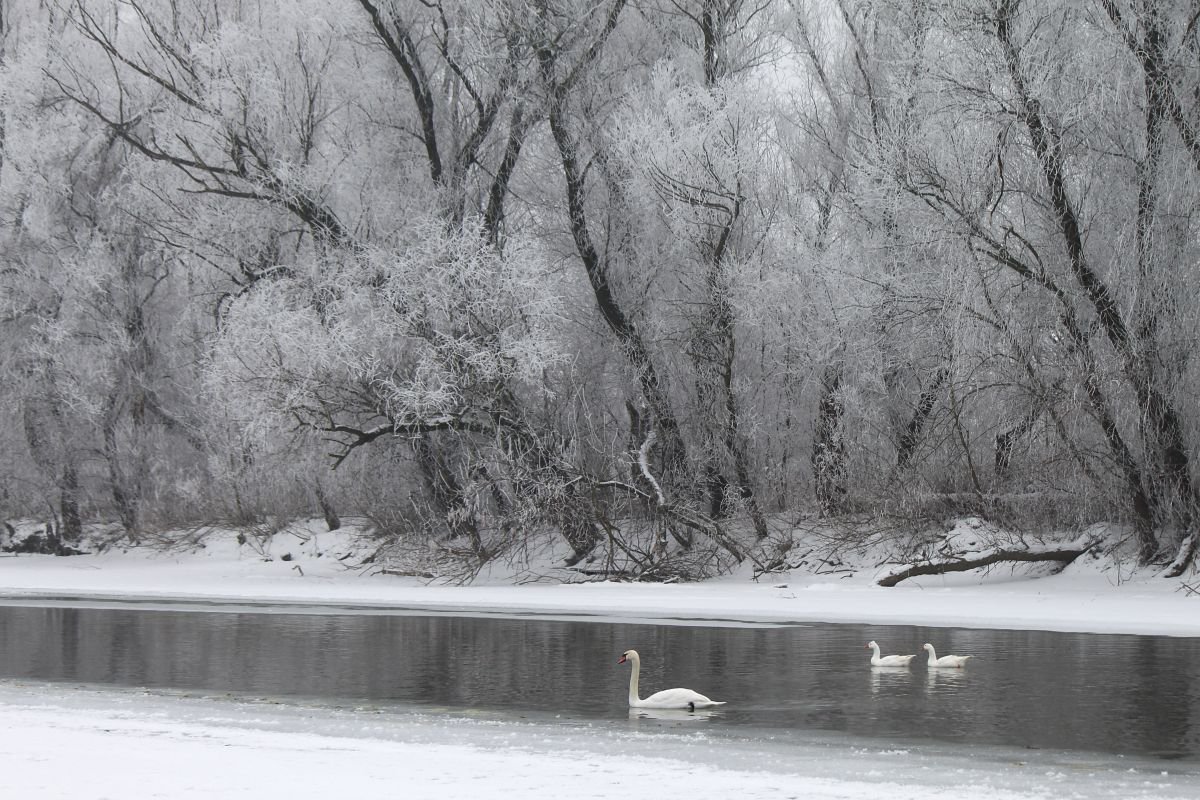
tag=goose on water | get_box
[922,643,973,668]
[866,640,916,667]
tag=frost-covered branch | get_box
[322,416,492,468]
[636,430,665,506]
[595,478,745,563]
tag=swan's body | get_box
[618,649,725,710]
[866,640,916,667]
[922,643,973,668]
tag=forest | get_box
[3,0,1200,580]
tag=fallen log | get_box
[877,539,1095,587]
[1163,530,1198,578]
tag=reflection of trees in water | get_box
[1126,636,1194,757]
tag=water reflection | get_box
[869,665,913,695]
[0,605,1198,759]
[924,666,969,694]
[628,707,719,722]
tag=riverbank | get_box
[0,520,1196,636]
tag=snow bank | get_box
[0,521,1196,636]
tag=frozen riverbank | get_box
[0,524,1197,636]
[2,681,1196,800]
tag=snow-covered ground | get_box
[0,520,1196,636]
[3,681,1197,800]
[2,519,1199,798]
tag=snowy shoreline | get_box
[0,524,1197,637]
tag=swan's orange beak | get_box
[617,654,627,664]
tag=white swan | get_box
[922,643,973,668]
[866,640,916,667]
[618,649,725,710]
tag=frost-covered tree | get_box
[0,4,208,541]
[6,0,1200,578]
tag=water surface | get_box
[1,604,1197,759]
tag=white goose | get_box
[922,643,973,668]
[866,640,916,667]
[618,649,725,711]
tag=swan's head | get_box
[922,643,933,651]
[618,649,638,665]
[866,641,877,649]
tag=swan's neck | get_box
[926,646,937,663]
[870,643,880,655]
[627,654,642,705]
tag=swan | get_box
[922,643,973,668]
[866,640,916,667]
[618,649,725,710]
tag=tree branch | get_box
[877,539,1097,587]
[356,0,444,183]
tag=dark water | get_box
[1,604,1198,759]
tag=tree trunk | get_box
[997,2,1193,565]
[102,391,142,541]
[896,367,947,469]
[717,320,768,539]
[812,354,848,515]
[415,436,483,556]
[59,460,83,543]
[994,410,1038,479]
[314,480,341,532]
[1164,530,1198,578]
[559,499,601,567]
[537,16,690,492]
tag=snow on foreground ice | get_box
[1,681,1195,800]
